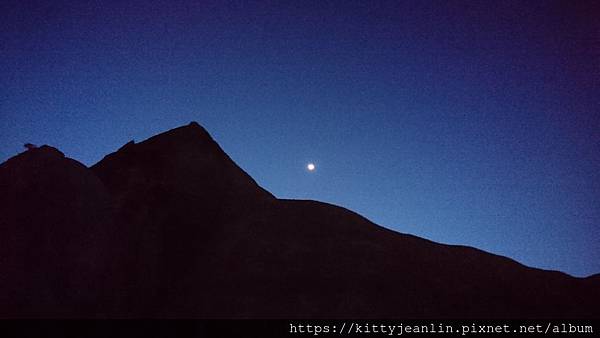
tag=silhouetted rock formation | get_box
[1,122,598,318]
[0,146,115,317]
[23,143,37,150]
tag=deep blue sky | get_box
[1,0,599,277]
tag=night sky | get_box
[1,1,599,277]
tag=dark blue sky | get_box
[1,0,599,276]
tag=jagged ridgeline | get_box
[1,122,598,318]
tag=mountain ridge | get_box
[1,122,598,318]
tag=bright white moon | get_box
[307,163,315,171]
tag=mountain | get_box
[0,146,116,317]
[1,122,598,318]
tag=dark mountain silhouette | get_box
[1,122,598,318]
[0,146,115,317]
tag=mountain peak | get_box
[187,120,202,129]
[30,144,65,157]
[91,122,274,218]
[160,120,210,137]
[0,145,73,181]
[170,120,210,136]
[4,145,65,165]
[129,121,217,154]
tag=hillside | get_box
[1,122,598,318]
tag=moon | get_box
[307,163,315,171]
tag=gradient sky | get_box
[1,0,599,277]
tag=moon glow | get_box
[307,163,315,171]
